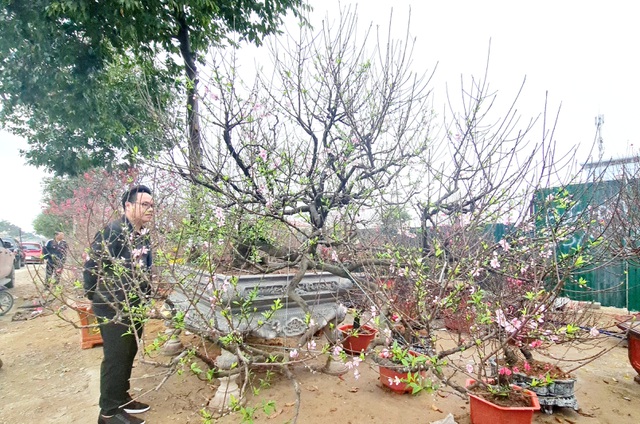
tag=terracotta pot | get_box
[379,364,427,394]
[443,314,473,333]
[443,298,474,333]
[617,321,640,384]
[339,324,377,355]
[466,379,540,424]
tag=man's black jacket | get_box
[83,217,152,320]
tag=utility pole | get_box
[595,115,605,161]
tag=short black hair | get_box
[121,185,152,209]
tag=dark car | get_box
[21,241,44,264]
[0,237,16,288]
[1,237,24,269]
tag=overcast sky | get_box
[1,0,638,233]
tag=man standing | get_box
[84,185,154,424]
[44,231,66,287]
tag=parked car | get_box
[0,237,16,288]
[1,237,23,269]
[21,242,44,264]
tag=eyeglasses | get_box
[137,201,155,209]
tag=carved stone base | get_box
[322,357,349,376]
[208,374,244,414]
[160,324,183,356]
[208,349,244,414]
[160,337,184,356]
[169,271,352,339]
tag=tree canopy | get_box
[0,0,308,175]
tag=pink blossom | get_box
[307,340,317,350]
[402,229,417,239]
[498,367,512,376]
[332,346,343,357]
[259,148,268,161]
[353,369,360,380]
[379,348,391,359]
[214,207,225,227]
[490,256,500,269]
[289,349,299,359]
[466,363,474,373]
[131,246,149,259]
[524,361,531,372]
[495,309,517,333]
[498,239,510,251]
[220,277,230,292]
[529,340,543,349]
[589,327,600,337]
[513,367,520,373]
[388,376,401,386]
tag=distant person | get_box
[43,231,66,287]
[83,185,154,424]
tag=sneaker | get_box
[98,410,145,424]
[122,399,150,414]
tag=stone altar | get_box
[168,269,352,339]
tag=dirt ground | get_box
[1,266,640,424]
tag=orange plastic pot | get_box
[466,379,540,424]
[339,324,377,355]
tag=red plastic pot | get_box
[379,363,426,394]
[466,379,540,424]
[339,324,377,355]
[617,321,640,384]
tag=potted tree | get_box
[338,309,379,355]
[372,340,431,394]
[466,374,540,424]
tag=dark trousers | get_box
[45,261,61,287]
[98,320,143,415]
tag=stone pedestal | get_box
[160,326,184,356]
[160,302,184,356]
[208,349,244,414]
[322,356,349,376]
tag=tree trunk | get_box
[175,11,205,262]
[175,10,202,175]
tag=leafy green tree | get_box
[32,213,70,239]
[0,220,41,240]
[0,1,176,175]
[33,175,78,236]
[0,0,308,175]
